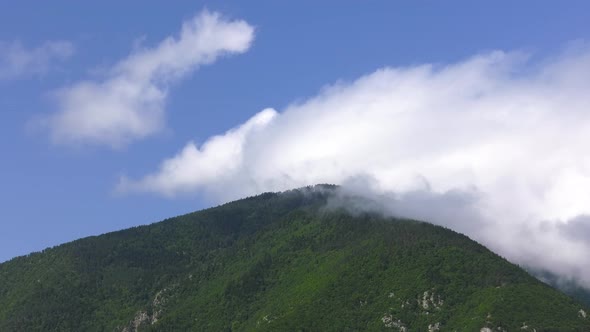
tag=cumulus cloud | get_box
[118,108,277,195]
[45,10,254,147]
[0,40,74,80]
[120,47,590,287]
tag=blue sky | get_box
[1,1,590,286]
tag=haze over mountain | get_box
[1,186,588,331]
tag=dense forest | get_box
[531,270,590,308]
[0,185,588,331]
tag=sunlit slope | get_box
[0,186,588,331]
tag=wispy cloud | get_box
[44,10,254,148]
[0,40,74,80]
[119,46,590,287]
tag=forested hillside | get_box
[533,270,590,308]
[0,185,588,331]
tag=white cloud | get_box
[45,10,254,148]
[118,108,277,196]
[120,47,590,287]
[0,40,74,79]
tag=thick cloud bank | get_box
[120,48,590,287]
[45,11,254,148]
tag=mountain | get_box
[532,270,590,308]
[0,185,588,331]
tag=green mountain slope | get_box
[0,185,588,331]
[532,270,590,308]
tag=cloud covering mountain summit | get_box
[121,46,590,287]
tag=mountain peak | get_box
[0,187,588,331]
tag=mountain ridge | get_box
[0,185,588,331]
